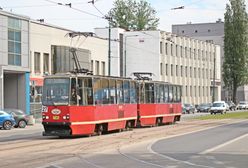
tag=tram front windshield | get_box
[42,78,70,106]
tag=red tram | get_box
[42,74,182,137]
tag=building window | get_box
[91,60,94,73]
[194,49,196,59]
[190,67,192,77]
[195,30,198,33]
[165,43,168,55]
[185,47,187,57]
[189,48,192,58]
[198,68,201,78]
[171,44,173,56]
[182,30,184,34]
[208,29,211,32]
[43,53,49,74]
[160,63,163,75]
[185,86,188,96]
[194,86,197,97]
[190,86,192,97]
[202,68,205,78]
[8,17,22,66]
[199,86,201,97]
[176,65,178,76]
[194,68,196,78]
[165,64,168,76]
[176,45,178,57]
[181,66,183,77]
[101,61,105,75]
[171,64,173,76]
[181,46,183,57]
[185,66,188,77]
[95,61,99,75]
[160,42,163,54]
[198,49,200,60]
[34,52,40,74]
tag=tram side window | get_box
[145,83,154,103]
[82,78,93,105]
[70,78,77,105]
[159,84,164,103]
[93,78,102,105]
[137,83,145,104]
[116,80,124,104]
[123,80,130,104]
[173,86,177,103]
[177,86,182,102]
[155,84,160,103]
[109,79,116,104]
[102,79,110,104]
[164,85,169,103]
[78,79,83,105]
[168,85,173,102]
[130,81,137,103]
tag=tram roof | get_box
[44,73,181,86]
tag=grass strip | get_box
[195,111,248,120]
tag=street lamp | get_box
[124,35,138,77]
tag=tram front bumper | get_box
[42,122,72,136]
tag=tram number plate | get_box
[53,116,59,120]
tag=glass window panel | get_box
[102,79,109,104]
[116,80,124,104]
[159,84,164,103]
[93,78,102,105]
[109,79,116,104]
[8,30,15,41]
[15,31,21,42]
[168,86,173,102]
[145,83,154,103]
[164,85,169,102]
[15,54,21,66]
[15,42,21,54]
[123,80,130,104]
[130,81,136,103]
[8,41,15,53]
[8,54,14,65]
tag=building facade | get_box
[0,10,30,114]
[172,21,248,102]
[124,30,221,105]
[29,21,108,115]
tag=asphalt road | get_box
[37,120,248,168]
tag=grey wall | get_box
[4,73,26,112]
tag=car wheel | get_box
[18,120,27,128]
[3,120,12,130]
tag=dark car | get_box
[4,109,29,128]
[0,110,16,130]
[197,103,212,112]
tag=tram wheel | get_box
[125,121,132,131]
[97,124,103,135]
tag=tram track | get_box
[0,119,238,168]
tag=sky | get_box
[0,0,247,32]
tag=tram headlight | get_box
[42,115,45,119]
[63,115,70,120]
[45,116,49,120]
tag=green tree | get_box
[223,0,248,103]
[108,0,159,31]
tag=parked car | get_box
[209,101,228,114]
[197,103,212,112]
[236,101,248,110]
[3,109,29,128]
[227,101,236,111]
[0,110,16,130]
[183,103,195,114]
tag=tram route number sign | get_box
[42,106,48,112]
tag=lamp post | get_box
[124,35,138,77]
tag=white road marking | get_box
[199,133,248,155]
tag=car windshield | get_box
[42,78,70,106]
[239,102,246,105]
[212,103,224,107]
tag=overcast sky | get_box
[1,0,247,32]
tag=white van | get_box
[209,101,228,114]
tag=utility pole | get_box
[212,56,216,103]
[104,16,112,76]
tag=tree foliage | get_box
[223,0,248,103]
[108,0,159,31]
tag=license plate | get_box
[53,116,59,120]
